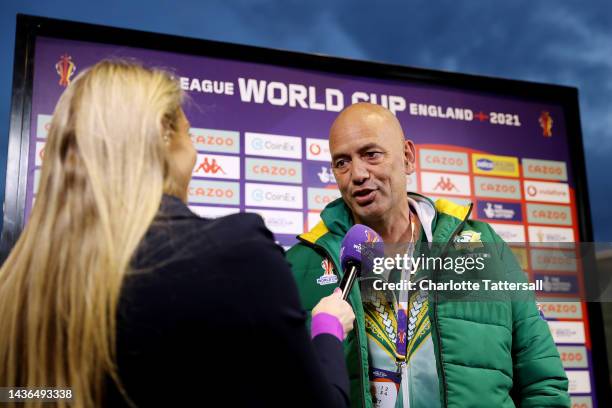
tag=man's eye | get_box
[334,159,348,169]
[365,151,383,159]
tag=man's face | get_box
[329,108,415,225]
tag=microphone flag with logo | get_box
[339,224,383,300]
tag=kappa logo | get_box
[317,258,338,285]
[539,111,553,137]
[55,54,76,87]
[195,158,226,175]
[434,176,459,192]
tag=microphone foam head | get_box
[340,224,383,271]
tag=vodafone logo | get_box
[524,180,570,204]
[306,138,331,162]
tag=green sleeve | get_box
[286,243,337,312]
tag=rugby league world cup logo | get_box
[539,111,553,137]
[56,54,76,87]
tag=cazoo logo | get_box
[190,128,240,154]
[245,157,302,184]
[187,179,240,205]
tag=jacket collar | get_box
[157,194,194,220]
[299,192,472,246]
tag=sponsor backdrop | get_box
[29,37,593,406]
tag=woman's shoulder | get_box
[135,196,276,268]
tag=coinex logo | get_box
[246,132,302,159]
[246,183,302,209]
[252,189,297,203]
[252,138,295,152]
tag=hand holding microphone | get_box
[311,224,382,339]
[312,289,355,338]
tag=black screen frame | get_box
[2,13,609,404]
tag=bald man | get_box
[286,103,569,408]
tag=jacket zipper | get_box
[432,204,473,408]
[299,238,367,408]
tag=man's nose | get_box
[351,160,370,184]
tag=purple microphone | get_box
[339,224,383,300]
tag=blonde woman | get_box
[0,61,354,407]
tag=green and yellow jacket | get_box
[286,193,569,408]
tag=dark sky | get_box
[1,0,610,240]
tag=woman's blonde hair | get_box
[0,60,184,407]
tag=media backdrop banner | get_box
[3,15,605,407]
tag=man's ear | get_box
[404,139,416,174]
